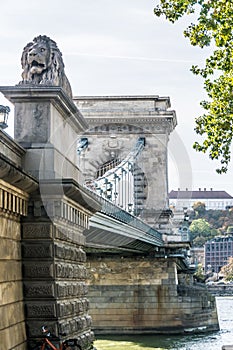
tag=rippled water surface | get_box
[94,297,233,349]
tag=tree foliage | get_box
[189,218,211,236]
[192,201,206,216]
[220,257,233,280]
[190,207,233,232]
[194,263,205,281]
[189,218,212,245]
[154,0,233,173]
[188,208,233,246]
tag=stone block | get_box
[22,242,53,258]
[25,301,57,318]
[22,223,53,239]
[0,301,25,330]
[0,322,26,350]
[0,239,21,260]
[14,101,50,143]
[1,281,23,305]
[23,262,54,279]
[23,281,55,299]
[27,320,58,338]
[0,216,21,240]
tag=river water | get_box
[94,296,233,350]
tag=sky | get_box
[0,0,232,195]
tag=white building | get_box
[169,188,233,210]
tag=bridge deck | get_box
[84,189,164,252]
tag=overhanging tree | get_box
[154,0,233,173]
[192,201,206,216]
[189,218,211,246]
[220,257,233,280]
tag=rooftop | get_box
[169,189,233,200]
[206,235,233,244]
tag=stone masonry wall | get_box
[87,254,219,334]
[22,195,96,350]
[0,179,29,350]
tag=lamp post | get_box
[0,105,10,130]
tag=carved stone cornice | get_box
[74,94,172,108]
[86,114,175,122]
[73,95,177,133]
[0,153,38,193]
[84,117,176,134]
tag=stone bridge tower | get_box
[74,96,177,230]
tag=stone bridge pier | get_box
[86,251,219,334]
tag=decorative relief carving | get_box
[26,302,56,318]
[57,298,89,317]
[55,243,86,262]
[54,225,85,245]
[26,321,57,338]
[22,243,53,258]
[24,282,54,298]
[104,138,121,150]
[22,223,53,239]
[23,262,54,278]
[58,315,92,335]
[56,282,88,298]
[85,117,175,135]
[15,103,51,143]
[88,124,143,134]
[33,104,48,131]
[55,262,87,279]
[74,331,94,349]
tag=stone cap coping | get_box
[0,85,88,133]
[74,94,171,106]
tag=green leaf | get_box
[154,0,233,173]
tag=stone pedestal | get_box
[1,86,87,182]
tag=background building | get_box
[204,235,233,273]
[169,188,233,210]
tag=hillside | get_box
[189,203,233,247]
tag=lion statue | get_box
[18,35,72,98]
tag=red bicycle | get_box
[35,325,81,350]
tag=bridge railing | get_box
[84,185,163,246]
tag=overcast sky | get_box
[1,0,232,195]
